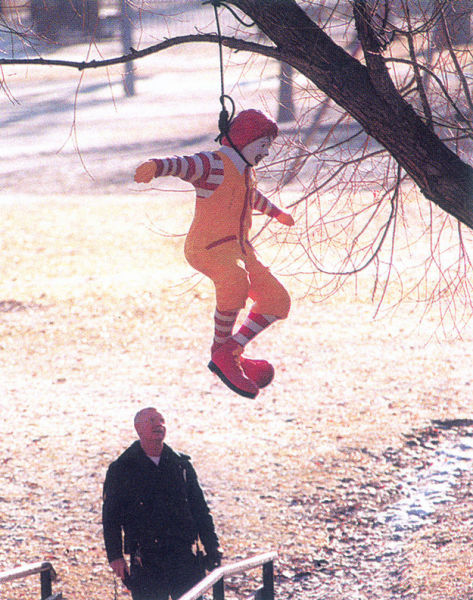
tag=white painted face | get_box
[241,136,273,166]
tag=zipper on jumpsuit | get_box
[238,166,253,256]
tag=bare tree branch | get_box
[0,33,281,70]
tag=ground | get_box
[0,35,472,600]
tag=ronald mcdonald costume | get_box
[134,109,294,399]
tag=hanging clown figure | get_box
[134,109,294,399]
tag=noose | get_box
[203,0,256,165]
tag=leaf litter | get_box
[1,42,472,600]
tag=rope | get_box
[211,0,234,141]
[203,0,256,28]
[203,0,255,165]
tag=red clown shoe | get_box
[208,339,259,398]
[210,342,274,389]
[240,357,274,388]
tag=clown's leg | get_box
[233,311,279,346]
[211,308,239,353]
[232,312,277,387]
[234,256,291,388]
[211,308,274,389]
[188,246,276,397]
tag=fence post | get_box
[262,560,274,600]
[40,567,52,600]
[212,577,225,600]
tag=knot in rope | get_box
[216,94,235,143]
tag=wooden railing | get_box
[0,561,62,600]
[178,551,277,600]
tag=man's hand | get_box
[276,211,295,227]
[110,557,130,581]
[134,160,157,183]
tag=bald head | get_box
[134,408,166,456]
[134,407,159,432]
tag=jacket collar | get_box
[122,440,186,465]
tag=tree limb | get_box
[0,33,281,70]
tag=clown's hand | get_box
[276,211,295,227]
[134,160,157,183]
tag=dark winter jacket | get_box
[102,441,219,563]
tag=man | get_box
[134,109,295,399]
[102,408,221,600]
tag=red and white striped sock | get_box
[233,311,278,348]
[213,308,239,349]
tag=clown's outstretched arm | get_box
[254,190,295,226]
[134,152,222,191]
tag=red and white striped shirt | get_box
[151,150,281,218]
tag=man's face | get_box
[136,409,166,444]
[242,136,273,165]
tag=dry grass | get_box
[1,40,472,600]
[1,190,472,600]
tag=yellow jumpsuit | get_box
[183,151,290,318]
